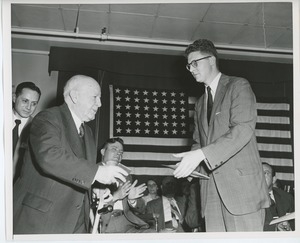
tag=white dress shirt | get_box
[12,111,29,136]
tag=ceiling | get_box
[10,2,294,63]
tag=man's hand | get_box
[173,149,205,178]
[277,221,291,231]
[113,181,131,201]
[128,180,147,200]
[94,165,128,185]
[92,188,113,205]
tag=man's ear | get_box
[100,148,105,157]
[209,56,216,66]
[12,93,16,103]
[69,90,78,104]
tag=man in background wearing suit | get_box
[262,162,294,231]
[94,137,155,233]
[12,82,41,183]
[145,176,198,232]
[13,75,128,234]
[174,39,270,231]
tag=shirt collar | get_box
[269,189,275,202]
[67,105,83,133]
[206,72,221,99]
[12,110,29,126]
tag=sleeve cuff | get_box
[128,199,137,207]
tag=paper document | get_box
[162,164,209,179]
[269,212,295,225]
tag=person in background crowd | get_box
[145,176,198,232]
[176,178,191,197]
[12,82,41,183]
[142,179,160,206]
[13,75,128,234]
[262,162,294,231]
[176,178,202,232]
[93,137,155,233]
[273,179,284,190]
[173,39,270,231]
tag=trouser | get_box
[105,214,155,233]
[205,178,265,232]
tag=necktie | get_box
[79,124,85,138]
[13,119,21,152]
[78,124,86,158]
[207,86,213,123]
[168,198,182,228]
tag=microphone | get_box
[97,205,113,214]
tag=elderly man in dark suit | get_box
[13,75,128,234]
[12,82,41,183]
[173,39,270,231]
[262,162,294,231]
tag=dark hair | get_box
[184,39,219,68]
[101,137,124,150]
[146,179,158,186]
[15,82,41,98]
[262,162,276,177]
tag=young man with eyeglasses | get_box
[173,39,270,231]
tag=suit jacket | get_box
[13,116,33,182]
[101,197,149,233]
[13,103,98,234]
[192,74,270,217]
[99,175,149,233]
[264,187,294,231]
[145,192,198,232]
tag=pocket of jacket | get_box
[22,192,53,213]
[236,167,258,176]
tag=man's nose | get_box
[26,102,32,110]
[189,65,196,73]
[96,97,101,107]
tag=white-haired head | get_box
[64,75,101,122]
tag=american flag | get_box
[109,85,294,190]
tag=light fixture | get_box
[74,4,81,34]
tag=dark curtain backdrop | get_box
[48,46,294,172]
[49,46,293,99]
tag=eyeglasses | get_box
[186,56,211,71]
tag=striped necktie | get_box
[168,198,182,228]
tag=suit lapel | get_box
[60,103,86,159]
[208,74,229,130]
[158,198,166,229]
[83,123,96,163]
[273,188,287,217]
[199,95,208,138]
[212,75,228,117]
[175,196,186,216]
